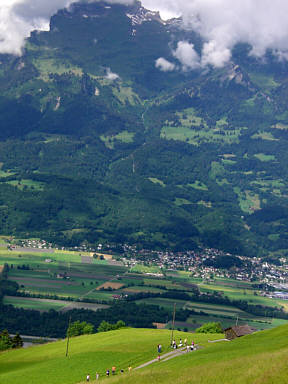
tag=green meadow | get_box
[1,326,288,384]
[107,325,288,384]
[0,328,207,384]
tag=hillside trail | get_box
[134,346,197,370]
[76,346,197,383]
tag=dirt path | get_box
[134,346,196,370]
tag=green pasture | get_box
[233,187,261,213]
[161,126,242,146]
[136,297,187,310]
[0,328,220,384]
[184,301,251,317]
[107,325,288,384]
[254,153,276,162]
[174,198,192,206]
[2,250,127,305]
[130,265,162,274]
[143,278,183,290]
[85,291,116,301]
[188,181,208,191]
[121,286,165,294]
[249,72,280,92]
[148,178,166,187]
[4,179,45,191]
[1,325,288,384]
[112,86,141,106]
[3,296,65,311]
[251,131,278,141]
[160,108,242,146]
[32,57,83,81]
[199,283,286,308]
[188,313,287,331]
[100,130,135,149]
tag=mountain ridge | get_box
[0,1,288,256]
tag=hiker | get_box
[96,373,99,380]
[184,338,187,346]
[172,339,176,349]
[186,345,190,353]
[112,366,116,375]
[158,344,162,353]
[178,338,183,348]
[86,374,90,382]
[106,369,110,377]
[128,366,132,373]
[157,354,161,361]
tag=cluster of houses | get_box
[119,245,288,291]
[7,238,288,296]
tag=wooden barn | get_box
[224,325,255,340]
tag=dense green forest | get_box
[0,1,288,256]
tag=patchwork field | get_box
[1,244,288,331]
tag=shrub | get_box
[195,322,223,334]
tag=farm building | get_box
[224,325,255,340]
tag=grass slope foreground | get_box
[1,326,288,384]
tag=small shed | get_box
[224,325,255,340]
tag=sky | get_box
[2,0,288,69]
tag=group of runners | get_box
[85,339,196,381]
[171,338,195,351]
[86,366,132,381]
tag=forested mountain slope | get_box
[1,1,288,256]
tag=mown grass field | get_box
[0,328,214,384]
[105,325,288,384]
[1,326,288,384]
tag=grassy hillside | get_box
[1,326,288,384]
[108,325,288,384]
[0,328,217,384]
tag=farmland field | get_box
[1,243,288,331]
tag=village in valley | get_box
[11,238,288,301]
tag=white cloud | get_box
[105,67,120,81]
[2,0,288,70]
[173,41,200,71]
[0,0,133,56]
[142,0,288,68]
[155,57,175,72]
[0,0,74,55]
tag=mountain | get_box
[1,1,288,256]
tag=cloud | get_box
[0,0,133,56]
[142,0,288,68]
[172,41,200,71]
[105,67,120,81]
[155,57,175,72]
[0,0,74,55]
[3,0,288,70]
